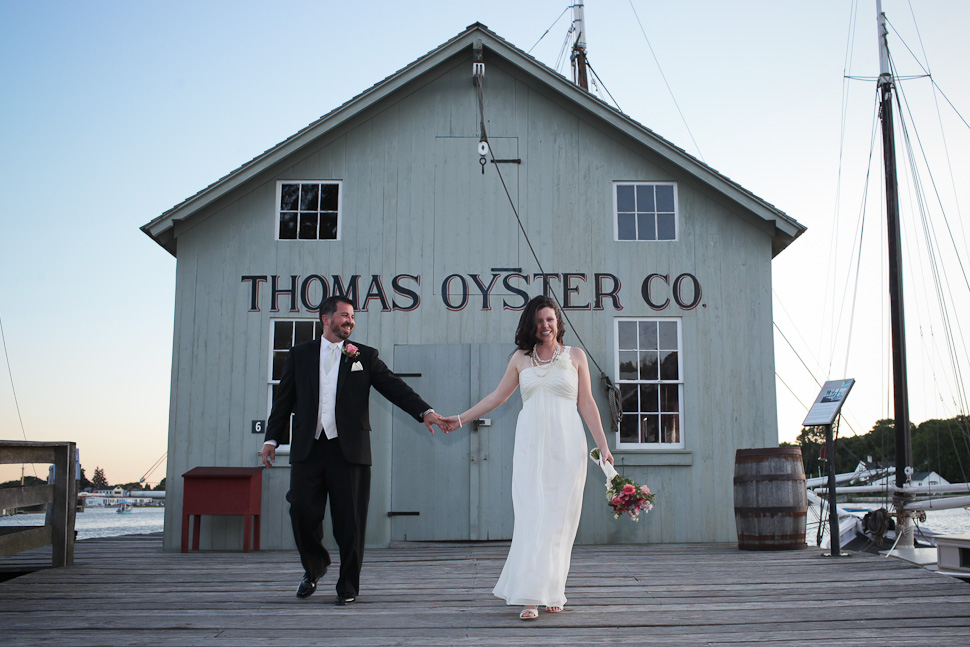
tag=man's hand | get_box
[260,443,276,468]
[423,411,448,434]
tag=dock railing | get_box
[0,441,77,567]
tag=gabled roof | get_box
[142,22,805,257]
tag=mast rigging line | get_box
[887,46,970,424]
[625,0,704,162]
[473,67,623,431]
[0,311,37,479]
[0,311,29,443]
[139,452,167,484]
[527,5,572,55]
[584,57,622,113]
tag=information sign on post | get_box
[802,379,855,427]
[803,378,855,557]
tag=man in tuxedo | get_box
[261,295,445,605]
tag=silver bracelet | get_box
[458,414,463,429]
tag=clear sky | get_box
[2,0,969,486]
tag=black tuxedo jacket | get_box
[264,339,430,466]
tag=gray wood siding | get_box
[161,49,780,549]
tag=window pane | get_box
[294,321,315,345]
[272,351,287,381]
[620,414,640,443]
[617,213,635,240]
[661,414,679,443]
[299,213,318,239]
[656,184,675,212]
[658,321,678,349]
[657,213,676,240]
[637,213,656,240]
[273,322,293,349]
[618,321,638,349]
[643,415,659,443]
[636,184,655,212]
[660,384,679,412]
[620,383,639,412]
[616,184,635,212]
[615,317,683,446]
[659,350,678,380]
[320,183,339,211]
[320,213,338,239]
[639,350,659,380]
[280,184,299,210]
[279,212,298,239]
[300,184,319,211]
[619,351,638,380]
[641,384,658,412]
[638,321,658,350]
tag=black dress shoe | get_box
[296,574,320,599]
[334,595,356,605]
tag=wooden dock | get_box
[2,534,969,646]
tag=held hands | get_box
[423,411,451,434]
[440,416,462,433]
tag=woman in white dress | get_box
[443,296,614,620]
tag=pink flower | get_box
[611,496,623,506]
[622,484,636,495]
[640,485,651,495]
[343,343,360,359]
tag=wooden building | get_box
[142,23,805,551]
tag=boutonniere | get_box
[342,343,360,361]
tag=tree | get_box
[1,476,46,489]
[91,466,108,488]
[78,466,92,491]
[153,477,167,491]
[793,415,970,483]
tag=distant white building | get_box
[869,471,950,489]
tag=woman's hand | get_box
[598,446,615,466]
[441,415,462,433]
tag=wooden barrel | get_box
[733,447,807,550]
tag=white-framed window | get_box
[268,319,322,437]
[276,181,342,240]
[615,318,684,448]
[614,182,678,241]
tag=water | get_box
[0,506,165,540]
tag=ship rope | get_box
[474,63,623,431]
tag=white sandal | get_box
[545,605,563,613]
[519,607,539,620]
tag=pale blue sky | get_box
[2,1,968,485]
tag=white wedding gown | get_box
[492,348,587,607]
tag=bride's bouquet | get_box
[590,448,655,521]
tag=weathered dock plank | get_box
[1,534,968,646]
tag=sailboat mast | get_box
[876,1,914,529]
[571,1,589,91]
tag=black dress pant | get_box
[288,435,370,597]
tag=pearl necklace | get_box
[531,343,562,367]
